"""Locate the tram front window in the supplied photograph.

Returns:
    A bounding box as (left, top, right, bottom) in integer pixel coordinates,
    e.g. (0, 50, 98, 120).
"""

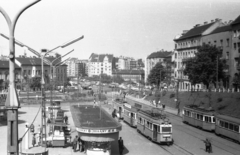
(161, 126, 172, 133)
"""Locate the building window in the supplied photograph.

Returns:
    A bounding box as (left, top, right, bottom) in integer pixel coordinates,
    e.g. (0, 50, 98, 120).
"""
(234, 30, 237, 38)
(226, 52, 229, 60)
(234, 43, 237, 50)
(226, 39, 229, 47)
(220, 40, 223, 47)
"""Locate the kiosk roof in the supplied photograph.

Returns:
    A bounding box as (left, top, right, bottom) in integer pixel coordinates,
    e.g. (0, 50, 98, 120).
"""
(71, 105, 121, 129)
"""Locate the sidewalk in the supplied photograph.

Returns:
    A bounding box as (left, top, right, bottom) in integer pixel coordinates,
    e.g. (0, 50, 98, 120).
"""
(125, 95, 182, 117)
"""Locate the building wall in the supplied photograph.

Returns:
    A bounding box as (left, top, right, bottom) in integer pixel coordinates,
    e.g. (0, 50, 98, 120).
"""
(232, 24, 240, 82)
(202, 30, 232, 88)
(88, 56, 112, 77)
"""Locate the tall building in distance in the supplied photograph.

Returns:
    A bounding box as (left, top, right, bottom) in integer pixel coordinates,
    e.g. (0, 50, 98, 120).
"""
(65, 58, 78, 77)
(145, 50, 173, 83)
(88, 53, 113, 77)
(76, 59, 88, 77)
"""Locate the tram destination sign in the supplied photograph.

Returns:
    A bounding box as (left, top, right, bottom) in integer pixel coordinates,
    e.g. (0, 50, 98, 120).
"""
(77, 128, 118, 134)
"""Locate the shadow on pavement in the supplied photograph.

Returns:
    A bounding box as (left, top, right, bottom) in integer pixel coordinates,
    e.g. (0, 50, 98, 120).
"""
(19, 111, 27, 115)
(123, 146, 129, 155)
(18, 119, 27, 125)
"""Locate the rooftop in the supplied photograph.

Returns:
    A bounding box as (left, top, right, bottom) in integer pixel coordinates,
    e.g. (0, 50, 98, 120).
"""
(231, 15, 240, 25)
(16, 57, 67, 66)
(0, 60, 21, 69)
(175, 22, 215, 41)
(147, 51, 172, 59)
(210, 25, 232, 34)
(89, 53, 113, 63)
(70, 105, 121, 129)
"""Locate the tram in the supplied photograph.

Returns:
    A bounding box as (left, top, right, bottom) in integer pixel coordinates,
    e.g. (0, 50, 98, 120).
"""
(137, 108, 173, 144)
(112, 98, 126, 119)
(182, 105, 215, 131)
(123, 103, 139, 127)
(215, 114, 240, 143)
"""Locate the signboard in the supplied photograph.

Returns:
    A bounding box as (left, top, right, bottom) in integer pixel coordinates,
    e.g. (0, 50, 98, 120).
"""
(76, 128, 118, 134)
(124, 103, 131, 109)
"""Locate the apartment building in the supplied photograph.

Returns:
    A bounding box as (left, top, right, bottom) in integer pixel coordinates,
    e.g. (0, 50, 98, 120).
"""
(174, 19, 222, 91)
(88, 53, 113, 76)
(144, 50, 173, 83)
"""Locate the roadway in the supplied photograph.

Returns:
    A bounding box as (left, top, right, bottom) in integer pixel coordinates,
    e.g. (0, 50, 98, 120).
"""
(122, 94, 240, 155)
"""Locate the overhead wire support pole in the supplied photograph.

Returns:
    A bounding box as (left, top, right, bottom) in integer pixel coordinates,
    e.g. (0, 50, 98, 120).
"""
(0, 1, 41, 154)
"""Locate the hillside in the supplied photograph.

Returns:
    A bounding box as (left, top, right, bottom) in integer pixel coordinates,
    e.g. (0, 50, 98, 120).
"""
(128, 90, 240, 118)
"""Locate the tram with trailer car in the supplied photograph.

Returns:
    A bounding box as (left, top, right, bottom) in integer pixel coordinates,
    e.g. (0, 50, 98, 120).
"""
(137, 108, 173, 144)
(182, 105, 215, 131)
(215, 114, 240, 143)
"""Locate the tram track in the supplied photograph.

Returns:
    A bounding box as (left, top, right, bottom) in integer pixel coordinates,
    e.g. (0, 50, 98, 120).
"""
(125, 97, 239, 155)
(166, 112, 239, 155)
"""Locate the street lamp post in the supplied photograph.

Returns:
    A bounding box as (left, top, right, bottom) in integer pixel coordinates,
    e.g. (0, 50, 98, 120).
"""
(0, 1, 41, 154)
(49, 49, 74, 104)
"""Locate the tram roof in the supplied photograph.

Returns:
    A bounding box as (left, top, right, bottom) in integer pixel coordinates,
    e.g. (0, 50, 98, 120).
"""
(184, 105, 215, 114)
(70, 105, 122, 130)
(138, 109, 166, 120)
(216, 114, 240, 124)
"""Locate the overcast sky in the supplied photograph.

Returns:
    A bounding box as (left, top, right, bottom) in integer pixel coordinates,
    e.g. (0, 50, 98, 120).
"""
(0, 0, 240, 60)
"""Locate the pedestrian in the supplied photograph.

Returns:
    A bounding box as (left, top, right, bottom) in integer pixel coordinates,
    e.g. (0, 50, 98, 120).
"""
(162, 103, 165, 110)
(112, 109, 117, 118)
(64, 115, 68, 124)
(32, 134, 36, 147)
(203, 138, 211, 153)
(78, 137, 83, 152)
(118, 137, 124, 155)
(72, 135, 78, 152)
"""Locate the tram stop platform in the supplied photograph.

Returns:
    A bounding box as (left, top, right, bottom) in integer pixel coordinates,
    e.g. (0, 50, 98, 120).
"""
(20, 146, 48, 155)
(71, 104, 122, 155)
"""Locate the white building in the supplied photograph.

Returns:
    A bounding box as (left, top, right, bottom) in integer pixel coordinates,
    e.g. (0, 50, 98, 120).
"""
(88, 53, 113, 77)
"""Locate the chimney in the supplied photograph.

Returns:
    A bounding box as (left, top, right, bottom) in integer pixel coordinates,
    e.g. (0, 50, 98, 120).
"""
(195, 24, 200, 27)
(204, 21, 208, 25)
(211, 20, 214, 23)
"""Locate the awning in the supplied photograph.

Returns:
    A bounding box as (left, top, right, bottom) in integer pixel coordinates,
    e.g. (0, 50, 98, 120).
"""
(80, 135, 114, 142)
(47, 122, 68, 127)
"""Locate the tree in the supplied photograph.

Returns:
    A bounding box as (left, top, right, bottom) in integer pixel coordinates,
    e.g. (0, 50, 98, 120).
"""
(30, 77, 41, 90)
(112, 75, 124, 84)
(100, 74, 112, 84)
(183, 44, 226, 89)
(147, 62, 166, 89)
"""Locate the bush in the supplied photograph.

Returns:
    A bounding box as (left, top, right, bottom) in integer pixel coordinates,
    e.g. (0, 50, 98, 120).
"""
(217, 98, 223, 103)
(169, 93, 175, 99)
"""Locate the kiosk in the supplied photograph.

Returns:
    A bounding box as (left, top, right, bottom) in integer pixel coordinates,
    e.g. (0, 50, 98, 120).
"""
(71, 105, 122, 155)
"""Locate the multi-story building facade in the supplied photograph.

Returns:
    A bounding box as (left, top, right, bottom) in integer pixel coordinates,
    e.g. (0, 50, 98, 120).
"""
(174, 19, 222, 91)
(0, 60, 21, 90)
(88, 53, 113, 77)
(231, 15, 240, 89)
(144, 50, 173, 83)
(65, 58, 78, 77)
(15, 56, 67, 89)
(202, 22, 232, 88)
(76, 59, 88, 77)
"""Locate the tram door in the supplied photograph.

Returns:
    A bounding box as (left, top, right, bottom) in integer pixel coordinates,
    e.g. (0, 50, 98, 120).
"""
(153, 124, 158, 141)
(130, 113, 134, 125)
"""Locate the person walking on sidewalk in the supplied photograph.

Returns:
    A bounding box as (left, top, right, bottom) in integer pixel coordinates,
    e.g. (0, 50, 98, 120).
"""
(78, 137, 83, 152)
(32, 134, 36, 147)
(72, 136, 78, 152)
(118, 137, 124, 155)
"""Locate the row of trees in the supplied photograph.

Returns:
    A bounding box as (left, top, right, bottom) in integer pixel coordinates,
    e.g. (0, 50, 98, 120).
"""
(147, 44, 239, 90)
(84, 74, 125, 84)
